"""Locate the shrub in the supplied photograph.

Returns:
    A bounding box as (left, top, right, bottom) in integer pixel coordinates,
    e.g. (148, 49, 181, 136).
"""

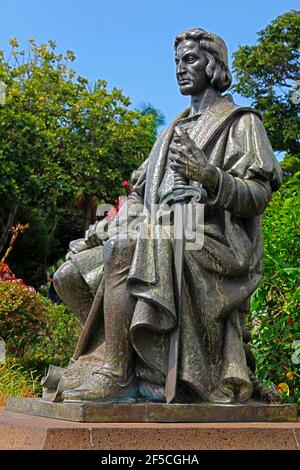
(0, 359, 38, 406)
(22, 303, 80, 375)
(0, 281, 48, 355)
(0, 280, 80, 384)
(249, 173, 300, 407)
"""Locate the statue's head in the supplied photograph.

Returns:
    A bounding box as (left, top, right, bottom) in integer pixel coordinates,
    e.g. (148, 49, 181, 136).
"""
(174, 28, 232, 96)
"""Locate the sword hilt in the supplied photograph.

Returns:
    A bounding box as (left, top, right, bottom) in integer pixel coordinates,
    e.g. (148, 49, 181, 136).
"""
(173, 170, 188, 188)
(158, 171, 207, 226)
(159, 181, 207, 207)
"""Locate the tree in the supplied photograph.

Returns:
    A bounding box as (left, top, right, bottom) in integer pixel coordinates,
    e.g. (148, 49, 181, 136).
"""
(232, 10, 300, 177)
(249, 173, 300, 407)
(0, 39, 157, 285)
(137, 101, 166, 134)
(67, 81, 157, 230)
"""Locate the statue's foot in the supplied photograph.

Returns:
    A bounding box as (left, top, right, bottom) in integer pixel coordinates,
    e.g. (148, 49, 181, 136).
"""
(62, 370, 137, 402)
(52, 357, 103, 402)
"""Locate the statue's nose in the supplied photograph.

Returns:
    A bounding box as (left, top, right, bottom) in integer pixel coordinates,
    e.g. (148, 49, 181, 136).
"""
(176, 61, 187, 76)
(177, 71, 187, 82)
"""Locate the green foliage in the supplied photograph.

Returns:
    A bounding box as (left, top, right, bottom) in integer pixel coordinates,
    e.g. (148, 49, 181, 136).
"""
(0, 360, 38, 406)
(22, 303, 80, 374)
(6, 204, 82, 287)
(0, 280, 80, 377)
(281, 153, 300, 177)
(7, 206, 52, 287)
(0, 39, 79, 205)
(0, 38, 158, 282)
(0, 38, 156, 206)
(249, 174, 300, 406)
(232, 10, 300, 176)
(232, 10, 300, 406)
(0, 281, 48, 354)
(137, 101, 166, 134)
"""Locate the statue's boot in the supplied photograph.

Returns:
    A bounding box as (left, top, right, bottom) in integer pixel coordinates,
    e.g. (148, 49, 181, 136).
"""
(62, 369, 137, 402)
(49, 341, 105, 401)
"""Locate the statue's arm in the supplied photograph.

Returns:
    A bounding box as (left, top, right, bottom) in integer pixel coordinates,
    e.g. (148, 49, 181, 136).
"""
(208, 169, 272, 217)
(206, 113, 283, 217)
(170, 113, 282, 218)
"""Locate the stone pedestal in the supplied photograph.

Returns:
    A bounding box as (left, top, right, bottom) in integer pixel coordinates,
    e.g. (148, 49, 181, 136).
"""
(0, 407, 299, 450)
(5, 397, 298, 423)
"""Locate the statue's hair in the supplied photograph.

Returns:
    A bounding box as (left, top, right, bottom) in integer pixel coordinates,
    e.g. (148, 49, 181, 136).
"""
(174, 28, 232, 93)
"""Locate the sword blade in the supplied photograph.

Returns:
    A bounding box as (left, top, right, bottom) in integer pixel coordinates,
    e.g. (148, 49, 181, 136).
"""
(166, 201, 185, 404)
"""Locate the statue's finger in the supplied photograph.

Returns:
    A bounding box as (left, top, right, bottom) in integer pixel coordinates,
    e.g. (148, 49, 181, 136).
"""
(170, 152, 188, 165)
(174, 125, 187, 136)
(169, 143, 180, 154)
(170, 161, 182, 170)
(170, 158, 187, 173)
(174, 126, 190, 144)
(170, 163, 186, 176)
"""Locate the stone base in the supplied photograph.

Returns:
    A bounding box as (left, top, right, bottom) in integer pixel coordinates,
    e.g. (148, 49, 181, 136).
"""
(5, 397, 298, 423)
(0, 407, 299, 450)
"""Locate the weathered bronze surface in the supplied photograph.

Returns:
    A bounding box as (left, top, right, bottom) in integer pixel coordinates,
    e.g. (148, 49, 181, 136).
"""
(6, 398, 297, 423)
(37, 27, 284, 409)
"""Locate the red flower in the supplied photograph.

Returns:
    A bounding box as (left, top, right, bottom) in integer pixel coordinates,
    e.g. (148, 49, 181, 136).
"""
(288, 318, 294, 326)
(122, 181, 129, 188)
(0, 263, 15, 281)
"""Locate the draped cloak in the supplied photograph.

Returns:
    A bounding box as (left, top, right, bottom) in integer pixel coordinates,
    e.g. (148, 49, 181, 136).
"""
(69, 93, 282, 403)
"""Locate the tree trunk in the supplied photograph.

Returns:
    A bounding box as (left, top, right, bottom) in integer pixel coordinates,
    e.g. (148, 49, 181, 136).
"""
(82, 195, 97, 234)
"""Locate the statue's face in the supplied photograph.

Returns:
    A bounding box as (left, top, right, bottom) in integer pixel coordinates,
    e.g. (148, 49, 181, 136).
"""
(175, 39, 209, 96)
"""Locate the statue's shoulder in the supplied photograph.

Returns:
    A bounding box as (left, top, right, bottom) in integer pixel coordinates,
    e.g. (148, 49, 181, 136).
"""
(189, 94, 263, 151)
(213, 93, 262, 121)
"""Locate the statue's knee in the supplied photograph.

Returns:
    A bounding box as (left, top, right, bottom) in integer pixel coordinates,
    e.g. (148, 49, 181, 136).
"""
(53, 261, 78, 297)
(103, 235, 135, 273)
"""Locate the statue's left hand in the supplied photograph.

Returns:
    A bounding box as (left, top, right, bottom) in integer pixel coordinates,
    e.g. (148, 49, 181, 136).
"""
(66, 238, 89, 259)
(85, 217, 109, 247)
(169, 126, 219, 192)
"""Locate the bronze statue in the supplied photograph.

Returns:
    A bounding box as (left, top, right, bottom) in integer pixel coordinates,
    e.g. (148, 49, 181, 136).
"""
(51, 27, 282, 404)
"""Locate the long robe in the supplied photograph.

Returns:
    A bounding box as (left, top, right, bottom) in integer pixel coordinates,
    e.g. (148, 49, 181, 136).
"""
(64, 93, 282, 403)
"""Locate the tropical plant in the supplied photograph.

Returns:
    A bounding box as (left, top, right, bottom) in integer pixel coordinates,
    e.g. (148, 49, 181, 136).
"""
(249, 174, 300, 407)
(232, 10, 300, 177)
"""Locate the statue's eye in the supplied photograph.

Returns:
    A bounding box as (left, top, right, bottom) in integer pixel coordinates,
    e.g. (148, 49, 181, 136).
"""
(186, 55, 197, 63)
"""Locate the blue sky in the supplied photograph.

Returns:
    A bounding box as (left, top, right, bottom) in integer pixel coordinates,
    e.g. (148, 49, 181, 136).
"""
(0, 0, 298, 124)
